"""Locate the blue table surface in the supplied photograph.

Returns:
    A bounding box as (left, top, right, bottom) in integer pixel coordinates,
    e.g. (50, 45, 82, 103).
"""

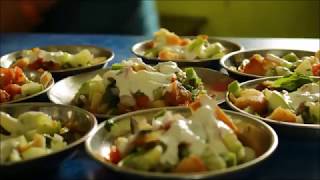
(0, 34, 319, 180)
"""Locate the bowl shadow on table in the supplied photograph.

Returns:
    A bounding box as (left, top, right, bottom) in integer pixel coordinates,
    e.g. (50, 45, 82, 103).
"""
(1, 149, 80, 179)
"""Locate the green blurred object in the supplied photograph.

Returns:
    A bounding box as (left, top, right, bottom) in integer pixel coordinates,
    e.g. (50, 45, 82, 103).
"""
(157, 1, 319, 38)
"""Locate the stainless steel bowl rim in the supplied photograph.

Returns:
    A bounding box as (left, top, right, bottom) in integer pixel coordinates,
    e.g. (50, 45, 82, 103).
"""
(132, 37, 244, 62)
(220, 48, 316, 78)
(0, 45, 114, 73)
(48, 67, 229, 119)
(85, 107, 278, 179)
(0, 102, 98, 166)
(225, 76, 320, 129)
(0, 71, 55, 104)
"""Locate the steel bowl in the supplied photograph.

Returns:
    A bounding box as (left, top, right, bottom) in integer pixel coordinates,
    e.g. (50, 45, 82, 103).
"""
(220, 49, 315, 82)
(0, 103, 97, 177)
(132, 37, 243, 70)
(85, 107, 278, 180)
(47, 67, 233, 119)
(0, 70, 54, 104)
(226, 77, 320, 139)
(0, 45, 114, 80)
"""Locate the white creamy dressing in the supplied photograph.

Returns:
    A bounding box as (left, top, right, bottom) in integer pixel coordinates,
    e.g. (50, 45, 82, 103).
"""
(159, 119, 206, 165)
(120, 58, 155, 71)
(158, 95, 233, 165)
(287, 83, 320, 111)
(155, 61, 182, 74)
(102, 58, 181, 101)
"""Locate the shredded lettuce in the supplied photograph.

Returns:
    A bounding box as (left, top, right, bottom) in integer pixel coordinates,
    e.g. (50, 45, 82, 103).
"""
(271, 73, 313, 91)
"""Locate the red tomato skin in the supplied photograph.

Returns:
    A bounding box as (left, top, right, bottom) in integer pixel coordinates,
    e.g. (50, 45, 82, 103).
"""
(28, 58, 44, 70)
(312, 64, 320, 76)
(0, 89, 11, 103)
(3, 84, 22, 97)
(109, 146, 121, 164)
(0, 68, 15, 88)
(242, 55, 266, 76)
(13, 67, 26, 84)
(135, 95, 150, 108)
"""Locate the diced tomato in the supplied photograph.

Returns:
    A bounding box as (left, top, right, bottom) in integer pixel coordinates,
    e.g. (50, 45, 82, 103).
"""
(312, 64, 320, 76)
(109, 146, 121, 164)
(28, 58, 44, 70)
(0, 68, 15, 88)
(13, 67, 26, 84)
(135, 94, 150, 108)
(0, 89, 11, 103)
(164, 81, 178, 106)
(164, 82, 192, 106)
(3, 84, 22, 97)
(242, 55, 266, 76)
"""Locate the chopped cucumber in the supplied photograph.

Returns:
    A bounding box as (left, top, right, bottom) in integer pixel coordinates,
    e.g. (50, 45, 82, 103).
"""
(18, 111, 60, 134)
(282, 52, 299, 62)
(242, 147, 256, 163)
(205, 42, 225, 58)
(294, 59, 313, 76)
(0, 112, 24, 135)
(120, 145, 163, 171)
(69, 49, 93, 67)
(21, 147, 48, 160)
(50, 134, 67, 151)
(275, 66, 292, 76)
(202, 149, 226, 170)
(21, 82, 43, 96)
(228, 81, 241, 97)
(263, 89, 291, 111)
(220, 152, 237, 167)
(111, 63, 124, 70)
(222, 133, 245, 160)
(109, 118, 131, 137)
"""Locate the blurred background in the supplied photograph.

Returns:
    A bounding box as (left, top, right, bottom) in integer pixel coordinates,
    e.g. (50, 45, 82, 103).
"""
(1, 0, 319, 38)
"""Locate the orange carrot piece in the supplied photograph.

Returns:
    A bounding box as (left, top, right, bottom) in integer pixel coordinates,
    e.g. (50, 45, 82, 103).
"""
(174, 155, 207, 173)
(189, 101, 201, 111)
(215, 106, 239, 133)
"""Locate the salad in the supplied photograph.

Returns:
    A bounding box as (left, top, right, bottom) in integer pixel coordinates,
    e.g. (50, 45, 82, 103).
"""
(232, 50, 320, 76)
(228, 73, 320, 124)
(104, 95, 256, 173)
(0, 111, 68, 163)
(143, 28, 226, 60)
(72, 58, 206, 115)
(0, 67, 52, 103)
(11, 48, 106, 71)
